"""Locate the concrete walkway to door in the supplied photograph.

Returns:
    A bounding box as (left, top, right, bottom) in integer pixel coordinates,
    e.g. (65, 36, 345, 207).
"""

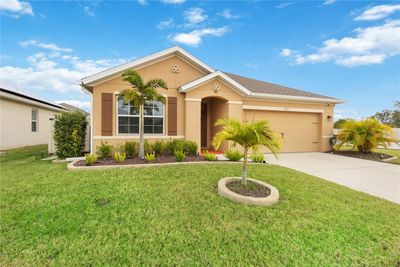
(263, 152, 400, 204)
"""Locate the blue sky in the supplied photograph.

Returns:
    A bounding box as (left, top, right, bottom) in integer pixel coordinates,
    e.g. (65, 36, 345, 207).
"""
(1, 0, 399, 120)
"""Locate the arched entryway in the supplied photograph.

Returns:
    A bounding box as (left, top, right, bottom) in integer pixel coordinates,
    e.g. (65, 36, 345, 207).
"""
(200, 96, 228, 150)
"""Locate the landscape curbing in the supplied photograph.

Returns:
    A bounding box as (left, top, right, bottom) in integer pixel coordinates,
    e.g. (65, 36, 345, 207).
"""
(218, 177, 279, 206)
(67, 160, 252, 171)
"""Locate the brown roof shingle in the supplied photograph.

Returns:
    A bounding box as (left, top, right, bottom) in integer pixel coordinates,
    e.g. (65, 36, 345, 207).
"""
(224, 72, 335, 99)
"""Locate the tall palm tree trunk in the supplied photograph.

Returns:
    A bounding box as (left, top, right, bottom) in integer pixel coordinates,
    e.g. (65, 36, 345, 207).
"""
(242, 148, 248, 185)
(139, 104, 145, 159)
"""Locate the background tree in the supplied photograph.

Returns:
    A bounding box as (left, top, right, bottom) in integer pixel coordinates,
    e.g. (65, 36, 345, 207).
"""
(336, 118, 398, 153)
(54, 111, 87, 158)
(334, 118, 352, 129)
(119, 69, 168, 159)
(213, 118, 281, 185)
(373, 100, 400, 127)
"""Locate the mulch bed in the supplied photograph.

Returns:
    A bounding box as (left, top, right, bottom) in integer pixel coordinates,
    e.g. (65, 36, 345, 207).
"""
(226, 180, 271, 198)
(74, 155, 205, 167)
(331, 150, 393, 162)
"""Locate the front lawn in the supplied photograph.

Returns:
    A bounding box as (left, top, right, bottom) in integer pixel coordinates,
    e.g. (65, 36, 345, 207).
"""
(1, 146, 399, 266)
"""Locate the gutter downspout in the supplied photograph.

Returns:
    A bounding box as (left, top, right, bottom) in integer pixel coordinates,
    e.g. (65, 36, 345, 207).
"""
(80, 82, 94, 154)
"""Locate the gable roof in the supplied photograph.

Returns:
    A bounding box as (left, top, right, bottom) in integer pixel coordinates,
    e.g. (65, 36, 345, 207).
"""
(0, 87, 64, 111)
(179, 71, 252, 96)
(80, 46, 343, 104)
(81, 46, 214, 86)
(59, 103, 89, 115)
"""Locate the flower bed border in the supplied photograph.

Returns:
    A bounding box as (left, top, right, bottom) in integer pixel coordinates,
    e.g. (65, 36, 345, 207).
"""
(218, 177, 279, 206)
(67, 160, 248, 171)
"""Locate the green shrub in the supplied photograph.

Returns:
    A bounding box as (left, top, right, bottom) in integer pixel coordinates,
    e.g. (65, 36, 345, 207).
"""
(184, 141, 198, 155)
(53, 111, 87, 158)
(203, 150, 216, 161)
(174, 149, 185, 162)
(124, 141, 137, 158)
(144, 140, 153, 154)
(251, 153, 265, 163)
(113, 152, 126, 164)
(152, 140, 167, 155)
(145, 152, 156, 162)
(97, 141, 113, 159)
(85, 154, 98, 166)
(224, 148, 242, 161)
(167, 140, 185, 154)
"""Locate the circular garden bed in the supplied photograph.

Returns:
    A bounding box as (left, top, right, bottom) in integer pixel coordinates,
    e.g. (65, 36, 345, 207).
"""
(218, 177, 279, 206)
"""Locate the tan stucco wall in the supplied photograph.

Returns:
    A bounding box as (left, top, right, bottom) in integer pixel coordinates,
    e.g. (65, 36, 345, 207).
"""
(0, 98, 59, 150)
(89, 55, 335, 153)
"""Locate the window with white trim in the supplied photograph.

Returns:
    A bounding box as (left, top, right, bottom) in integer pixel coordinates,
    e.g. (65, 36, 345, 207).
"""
(117, 98, 164, 134)
(31, 108, 38, 132)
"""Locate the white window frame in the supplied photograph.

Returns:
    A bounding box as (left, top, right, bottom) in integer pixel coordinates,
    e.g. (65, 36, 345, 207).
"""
(116, 98, 165, 136)
(31, 108, 38, 132)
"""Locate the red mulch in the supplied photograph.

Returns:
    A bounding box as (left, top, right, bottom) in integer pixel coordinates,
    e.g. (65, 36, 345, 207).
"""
(74, 154, 205, 167)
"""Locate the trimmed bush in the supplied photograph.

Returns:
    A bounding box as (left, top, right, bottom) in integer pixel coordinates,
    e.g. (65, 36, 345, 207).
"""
(167, 140, 185, 155)
(97, 141, 113, 159)
(144, 140, 153, 154)
(203, 150, 216, 161)
(184, 141, 198, 155)
(174, 149, 185, 162)
(145, 152, 156, 162)
(224, 149, 242, 161)
(251, 153, 265, 163)
(124, 141, 137, 158)
(152, 140, 167, 155)
(85, 154, 97, 166)
(113, 152, 126, 164)
(53, 111, 87, 158)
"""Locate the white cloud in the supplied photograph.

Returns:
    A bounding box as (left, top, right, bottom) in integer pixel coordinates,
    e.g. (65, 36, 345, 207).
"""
(161, 0, 185, 4)
(334, 108, 361, 120)
(20, 40, 73, 53)
(276, 2, 292, 9)
(245, 62, 258, 69)
(0, 42, 127, 94)
(137, 0, 147, 5)
(0, 0, 33, 17)
(83, 6, 95, 17)
(157, 18, 174, 30)
(218, 9, 240, 19)
(281, 20, 400, 67)
(323, 0, 337, 6)
(169, 27, 229, 47)
(355, 4, 400, 21)
(280, 48, 292, 57)
(184, 7, 207, 27)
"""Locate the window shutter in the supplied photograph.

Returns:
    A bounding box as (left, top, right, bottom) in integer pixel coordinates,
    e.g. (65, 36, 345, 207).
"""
(102, 93, 113, 136)
(168, 97, 177, 136)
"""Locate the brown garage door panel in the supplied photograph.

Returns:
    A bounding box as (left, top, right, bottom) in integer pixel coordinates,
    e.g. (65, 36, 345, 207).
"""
(244, 110, 320, 152)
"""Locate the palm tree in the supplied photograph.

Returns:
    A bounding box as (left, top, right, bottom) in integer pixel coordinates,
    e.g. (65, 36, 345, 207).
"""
(213, 118, 281, 185)
(119, 69, 168, 159)
(337, 118, 398, 153)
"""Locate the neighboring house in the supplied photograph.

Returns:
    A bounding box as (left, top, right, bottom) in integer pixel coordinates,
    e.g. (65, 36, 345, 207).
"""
(58, 103, 91, 152)
(81, 46, 343, 154)
(0, 87, 64, 151)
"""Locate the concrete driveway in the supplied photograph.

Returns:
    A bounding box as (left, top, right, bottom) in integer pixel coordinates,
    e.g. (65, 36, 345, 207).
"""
(264, 152, 400, 204)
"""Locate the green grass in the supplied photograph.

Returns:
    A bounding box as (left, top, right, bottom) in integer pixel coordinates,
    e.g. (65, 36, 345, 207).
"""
(336, 144, 400, 165)
(1, 146, 400, 266)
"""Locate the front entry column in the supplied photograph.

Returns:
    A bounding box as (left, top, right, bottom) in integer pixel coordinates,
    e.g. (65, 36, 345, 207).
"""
(227, 101, 243, 122)
(185, 98, 201, 152)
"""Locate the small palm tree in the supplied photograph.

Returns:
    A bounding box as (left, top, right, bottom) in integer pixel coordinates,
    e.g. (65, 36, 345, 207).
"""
(119, 69, 168, 159)
(213, 118, 281, 185)
(337, 118, 398, 153)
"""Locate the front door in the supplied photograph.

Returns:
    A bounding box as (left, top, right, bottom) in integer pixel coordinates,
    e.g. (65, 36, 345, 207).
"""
(201, 103, 207, 148)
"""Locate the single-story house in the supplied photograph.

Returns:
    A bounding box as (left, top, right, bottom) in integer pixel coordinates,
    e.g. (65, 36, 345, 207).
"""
(80, 46, 343, 154)
(0, 87, 64, 151)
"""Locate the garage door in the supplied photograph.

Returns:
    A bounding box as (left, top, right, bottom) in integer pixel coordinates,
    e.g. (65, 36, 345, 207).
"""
(244, 110, 321, 152)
